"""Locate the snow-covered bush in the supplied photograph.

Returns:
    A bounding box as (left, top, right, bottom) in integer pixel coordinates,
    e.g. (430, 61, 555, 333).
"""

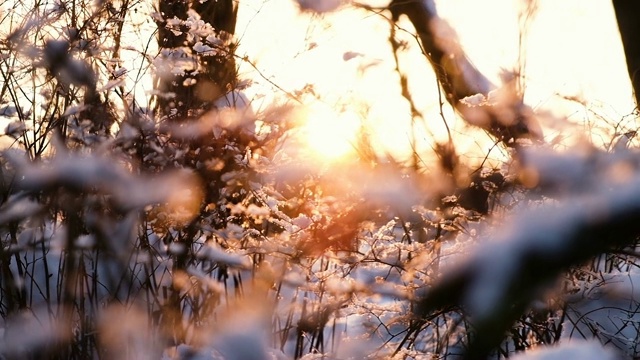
(0, 0, 639, 359)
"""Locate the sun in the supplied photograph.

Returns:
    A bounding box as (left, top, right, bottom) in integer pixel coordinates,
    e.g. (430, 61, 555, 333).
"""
(299, 105, 362, 161)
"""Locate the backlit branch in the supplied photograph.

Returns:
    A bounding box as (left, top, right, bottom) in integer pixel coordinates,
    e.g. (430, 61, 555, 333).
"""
(389, 0, 541, 146)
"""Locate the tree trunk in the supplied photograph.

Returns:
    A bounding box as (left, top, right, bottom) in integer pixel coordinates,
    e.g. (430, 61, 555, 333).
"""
(612, 0, 640, 108)
(155, 0, 238, 118)
(153, 0, 239, 345)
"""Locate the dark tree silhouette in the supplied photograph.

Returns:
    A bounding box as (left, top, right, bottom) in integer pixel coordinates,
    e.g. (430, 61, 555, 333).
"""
(612, 0, 640, 108)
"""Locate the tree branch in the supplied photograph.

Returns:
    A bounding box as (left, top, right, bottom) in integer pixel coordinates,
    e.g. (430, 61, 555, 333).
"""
(389, 0, 541, 146)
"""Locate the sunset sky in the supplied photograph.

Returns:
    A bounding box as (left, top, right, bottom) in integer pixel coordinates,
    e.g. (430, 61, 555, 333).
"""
(235, 0, 636, 163)
(2, 0, 632, 163)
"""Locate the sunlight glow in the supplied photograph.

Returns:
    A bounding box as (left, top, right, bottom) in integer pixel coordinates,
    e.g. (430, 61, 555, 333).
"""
(300, 105, 362, 161)
(236, 0, 635, 164)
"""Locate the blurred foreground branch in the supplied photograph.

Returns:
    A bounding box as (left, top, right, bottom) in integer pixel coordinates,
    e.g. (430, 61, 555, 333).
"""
(415, 147, 640, 358)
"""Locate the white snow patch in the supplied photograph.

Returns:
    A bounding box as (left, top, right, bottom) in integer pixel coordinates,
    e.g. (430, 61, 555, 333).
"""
(193, 41, 216, 55)
(197, 242, 251, 268)
(511, 341, 616, 360)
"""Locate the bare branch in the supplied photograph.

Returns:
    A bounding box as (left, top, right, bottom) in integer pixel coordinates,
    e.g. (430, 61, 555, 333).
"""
(389, 0, 541, 146)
